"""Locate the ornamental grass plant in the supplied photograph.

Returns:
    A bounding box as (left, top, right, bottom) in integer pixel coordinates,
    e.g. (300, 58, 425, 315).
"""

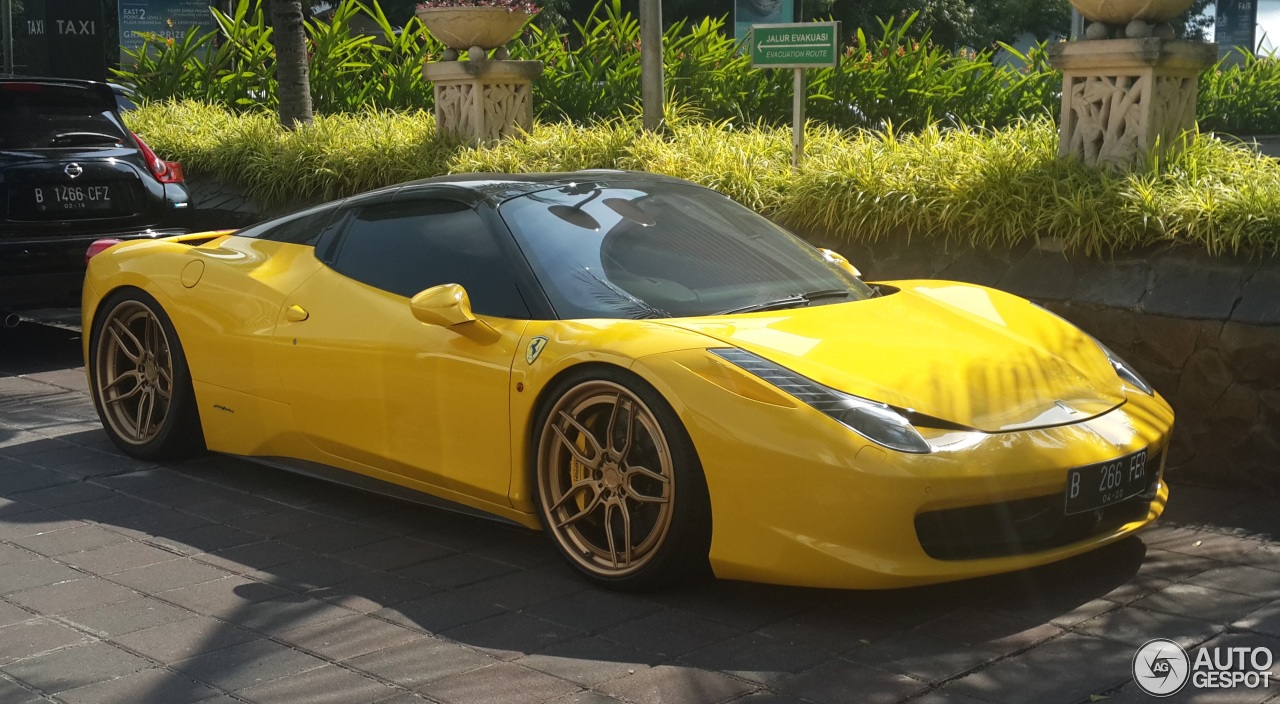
(128, 101, 1280, 258)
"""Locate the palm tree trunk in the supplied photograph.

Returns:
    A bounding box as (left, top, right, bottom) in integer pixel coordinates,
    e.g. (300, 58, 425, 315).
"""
(269, 0, 313, 129)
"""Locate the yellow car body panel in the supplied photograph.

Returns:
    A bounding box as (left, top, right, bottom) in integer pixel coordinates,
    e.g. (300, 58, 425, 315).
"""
(83, 231, 1175, 589)
(661, 283, 1126, 432)
(632, 348, 1171, 588)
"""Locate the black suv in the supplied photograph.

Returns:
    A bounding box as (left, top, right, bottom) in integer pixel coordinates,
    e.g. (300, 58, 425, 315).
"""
(1, 78, 190, 310)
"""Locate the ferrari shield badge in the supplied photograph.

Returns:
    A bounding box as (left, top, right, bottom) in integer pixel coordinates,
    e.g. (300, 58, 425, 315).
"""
(526, 336, 548, 365)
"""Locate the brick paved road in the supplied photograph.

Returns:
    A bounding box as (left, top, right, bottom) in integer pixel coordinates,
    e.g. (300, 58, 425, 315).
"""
(0, 322, 1277, 704)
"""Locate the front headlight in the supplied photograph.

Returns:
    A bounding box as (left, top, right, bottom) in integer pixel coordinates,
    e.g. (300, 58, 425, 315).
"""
(709, 348, 931, 454)
(1095, 340, 1155, 396)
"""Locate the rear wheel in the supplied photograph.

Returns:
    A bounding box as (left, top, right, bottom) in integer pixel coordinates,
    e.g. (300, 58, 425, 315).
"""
(89, 290, 204, 460)
(535, 369, 710, 589)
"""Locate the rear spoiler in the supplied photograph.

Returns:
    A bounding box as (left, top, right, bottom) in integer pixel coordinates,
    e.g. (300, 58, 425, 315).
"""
(0, 78, 117, 112)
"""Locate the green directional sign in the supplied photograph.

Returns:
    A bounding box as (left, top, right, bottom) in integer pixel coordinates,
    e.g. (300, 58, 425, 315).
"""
(749, 22, 839, 69)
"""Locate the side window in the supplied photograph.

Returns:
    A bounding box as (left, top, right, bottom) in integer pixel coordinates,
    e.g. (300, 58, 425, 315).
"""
(237, 203, 337, 245)
(329, 198, 530, 319)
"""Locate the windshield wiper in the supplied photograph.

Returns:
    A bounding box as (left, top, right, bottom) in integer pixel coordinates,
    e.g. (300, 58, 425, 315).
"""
(715, 289, 854, 315)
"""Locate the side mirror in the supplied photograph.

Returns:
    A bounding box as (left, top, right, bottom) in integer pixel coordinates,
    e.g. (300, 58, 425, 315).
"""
(820, 248, 862, 278)
(410, 283, 477, 327)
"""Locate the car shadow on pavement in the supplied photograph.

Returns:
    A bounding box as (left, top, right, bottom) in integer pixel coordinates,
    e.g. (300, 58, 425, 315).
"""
(0, 323, 84, 377)
(0, 422, 1187, 704)
(2, 311, 1277, 704)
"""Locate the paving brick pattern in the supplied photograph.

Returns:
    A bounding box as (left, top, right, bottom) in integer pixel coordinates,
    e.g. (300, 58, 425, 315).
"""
(1, 324, 1278, 704)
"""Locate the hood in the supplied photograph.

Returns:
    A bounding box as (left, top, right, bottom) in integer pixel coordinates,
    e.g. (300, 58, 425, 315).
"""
(660, 282, 1125, 433)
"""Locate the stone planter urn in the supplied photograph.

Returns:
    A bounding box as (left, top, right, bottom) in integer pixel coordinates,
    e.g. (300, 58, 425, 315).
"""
(1069, 0, 1195, 25)
(416, 6, 536, 59)
(1049, 0, 1215, 168)
(416, 4, 543, 144)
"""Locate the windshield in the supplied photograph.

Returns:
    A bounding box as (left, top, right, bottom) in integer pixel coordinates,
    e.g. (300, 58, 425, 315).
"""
(499, 182, 875, 319)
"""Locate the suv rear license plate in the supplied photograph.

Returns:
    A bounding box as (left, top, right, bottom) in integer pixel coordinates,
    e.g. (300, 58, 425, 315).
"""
(1064, 448, 1148, 515)
(32, 184, 113, 212)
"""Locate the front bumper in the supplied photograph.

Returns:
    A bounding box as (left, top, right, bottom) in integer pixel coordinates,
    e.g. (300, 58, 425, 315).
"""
(634, 349, 1175, 590)
(0, 229, 186, 309)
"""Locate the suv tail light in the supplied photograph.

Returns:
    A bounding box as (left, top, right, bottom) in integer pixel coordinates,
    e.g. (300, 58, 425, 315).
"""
(0, 82, 44, 93)
(86, 238, 124, 263)
(131, 132, 184, 184)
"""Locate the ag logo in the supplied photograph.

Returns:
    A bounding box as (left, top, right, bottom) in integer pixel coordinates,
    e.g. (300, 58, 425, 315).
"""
(526, 336, 548, 365)
(1134, 639, 1190, 697)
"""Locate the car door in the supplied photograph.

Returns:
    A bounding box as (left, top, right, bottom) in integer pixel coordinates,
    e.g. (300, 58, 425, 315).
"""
(275, 194, 531, 509)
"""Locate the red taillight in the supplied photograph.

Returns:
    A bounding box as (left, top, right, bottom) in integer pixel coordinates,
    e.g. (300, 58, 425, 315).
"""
(1, 82, 44, 93)
(86, 238, 124, 263)
(130, 131, 184, 184)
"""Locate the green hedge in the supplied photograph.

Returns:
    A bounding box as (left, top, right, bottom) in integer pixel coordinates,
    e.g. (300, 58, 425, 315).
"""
(130, 101, 1280, 258)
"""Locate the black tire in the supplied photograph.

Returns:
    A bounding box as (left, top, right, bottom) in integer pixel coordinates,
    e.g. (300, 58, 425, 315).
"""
(533, 365, 712, 590)
(88, 288, 205, 460)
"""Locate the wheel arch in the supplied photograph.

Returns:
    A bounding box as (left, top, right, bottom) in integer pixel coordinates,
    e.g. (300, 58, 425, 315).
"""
(525, 361, 641, 477)
(519, 358, 707, 502)
(523, 360, 713, 587)
(87, 285, 206, 460)
(86, 282, 182, 364)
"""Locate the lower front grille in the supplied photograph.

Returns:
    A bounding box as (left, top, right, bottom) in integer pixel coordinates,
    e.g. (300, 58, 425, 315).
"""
(915, 452, 1161, 561)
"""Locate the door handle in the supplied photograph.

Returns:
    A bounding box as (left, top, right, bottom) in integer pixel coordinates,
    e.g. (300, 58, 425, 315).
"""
(285, 305, 309, 322)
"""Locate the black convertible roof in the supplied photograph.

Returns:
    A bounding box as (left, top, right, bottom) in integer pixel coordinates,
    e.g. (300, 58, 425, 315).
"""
(393, 170, 700, 206)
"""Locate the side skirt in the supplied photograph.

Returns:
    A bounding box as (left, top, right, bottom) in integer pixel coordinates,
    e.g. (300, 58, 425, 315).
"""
(226, 453, 526, 529)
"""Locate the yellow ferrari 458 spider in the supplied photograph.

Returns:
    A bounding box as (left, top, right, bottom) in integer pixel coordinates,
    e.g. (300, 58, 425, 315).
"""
(82, 171, 1174, 590)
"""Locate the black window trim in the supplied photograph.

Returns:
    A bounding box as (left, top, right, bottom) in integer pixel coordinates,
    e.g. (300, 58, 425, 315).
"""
(319, 188, 555, 321)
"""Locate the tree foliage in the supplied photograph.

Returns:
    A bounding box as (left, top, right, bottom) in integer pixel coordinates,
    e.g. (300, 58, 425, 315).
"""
(969, 0, 1070, 46)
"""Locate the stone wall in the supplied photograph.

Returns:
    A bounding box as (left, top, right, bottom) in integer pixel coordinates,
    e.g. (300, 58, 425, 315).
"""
(184, 177, 278, 230)
(804, 233, 1280, 492)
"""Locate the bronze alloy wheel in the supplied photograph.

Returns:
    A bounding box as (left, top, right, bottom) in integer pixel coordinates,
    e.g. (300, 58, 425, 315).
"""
(538, 380, 677, 579)
(94, 300, 175, 446)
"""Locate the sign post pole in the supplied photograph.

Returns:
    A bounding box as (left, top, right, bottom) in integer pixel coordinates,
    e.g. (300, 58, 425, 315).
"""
(792, 67, 804, 172)
(749, 21, 838, 173)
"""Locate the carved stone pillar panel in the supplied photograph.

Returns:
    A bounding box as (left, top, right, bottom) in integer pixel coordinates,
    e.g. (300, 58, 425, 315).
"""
(423, 60, 543, 144)
(1049, 38, 1215, 168)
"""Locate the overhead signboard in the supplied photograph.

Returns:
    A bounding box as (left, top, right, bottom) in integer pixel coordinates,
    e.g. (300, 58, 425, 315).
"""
(734, 0, 795, 47)
(14, 0, 107, 81)
(119, 0, 216, 64)
(749, 22, 839, 69)
(1215, 0, 1258, 61)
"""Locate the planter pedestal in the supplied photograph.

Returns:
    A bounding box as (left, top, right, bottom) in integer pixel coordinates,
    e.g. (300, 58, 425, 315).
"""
(1048, 38, 1215, 168)
(422, 60, 543, 144)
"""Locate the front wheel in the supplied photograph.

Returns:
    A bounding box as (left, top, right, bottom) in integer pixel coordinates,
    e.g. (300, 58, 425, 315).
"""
(89, 289, 205, 460)
(535, 369, 711, 589)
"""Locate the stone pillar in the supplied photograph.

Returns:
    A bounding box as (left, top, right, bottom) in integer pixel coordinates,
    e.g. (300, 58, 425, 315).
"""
(1048, 38, 1216, 168)
(422, 59, 543, 145)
